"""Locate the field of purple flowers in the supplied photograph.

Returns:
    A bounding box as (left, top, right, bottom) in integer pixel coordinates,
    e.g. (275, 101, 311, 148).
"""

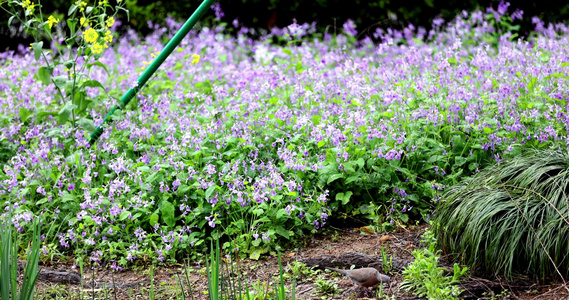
(1, 3, 568, 270)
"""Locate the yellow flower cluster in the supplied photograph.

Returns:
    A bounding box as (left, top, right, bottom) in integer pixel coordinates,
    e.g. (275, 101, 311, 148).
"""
(83, 28, 99, 43)
(192, 54, 200, 64)
(75, 0, 87, 12)
(47, 15, 59, 29)
(105, 16, 115, 28)
(80, 17, 90, 27)
(21, 0, 35, 14)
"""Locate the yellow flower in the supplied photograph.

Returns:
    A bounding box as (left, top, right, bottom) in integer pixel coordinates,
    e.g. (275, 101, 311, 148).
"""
(103, 30, 113, 43)
(47, 15, 59, 29)
(75, 0, 87, 12)
(91, 43, 104, 54)
(22, 0, 35, 14)
(83, 28, 99, 44)
(191, 54, 200, 64)
(80, 17, 88, 27)
(98, 0, 108, 5)
(105, 16, 115, 28)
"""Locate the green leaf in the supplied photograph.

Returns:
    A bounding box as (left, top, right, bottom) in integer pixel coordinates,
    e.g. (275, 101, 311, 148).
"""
(117, 6, 130, 21)
(311, 115, 321, 126)
(149, 213, 159, 227)
(86, 61, 110, 75)
(275, 226, 290, 239)
(19, 107, 31, 123)
(68, 4, 78, 15)
(31, 42, 43, 61)
(58, 103, 77, 125)
(249, 247, 267, 260)
(282, 48, 292, 56)
(67, 18, 78, 36)
(8, 16, 15, 27)
(52, 76, 67, 90)
(345, 174, 359, 184)
(160, 200, 175, 227)
(81, 79, 107, 93)
(327, 173, 344, 185)
(176, 184, 190, 196)
(336, 191, 353, 205)
(448, 57, 458, 65)
(119, 211, 130, 221)
(38, 66, 52, 85)
(205, 184, 217, 199)
(78, 118, 96, 132)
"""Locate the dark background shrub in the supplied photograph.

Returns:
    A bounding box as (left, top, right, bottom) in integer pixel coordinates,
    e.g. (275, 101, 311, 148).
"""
(2, 0, 569, 50)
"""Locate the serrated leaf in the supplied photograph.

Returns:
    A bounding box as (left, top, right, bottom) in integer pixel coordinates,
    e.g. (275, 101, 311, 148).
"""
(327, 173, 344, 185)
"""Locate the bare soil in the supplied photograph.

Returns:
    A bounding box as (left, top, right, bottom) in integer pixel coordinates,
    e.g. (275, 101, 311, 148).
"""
(31, 225, 568, 299)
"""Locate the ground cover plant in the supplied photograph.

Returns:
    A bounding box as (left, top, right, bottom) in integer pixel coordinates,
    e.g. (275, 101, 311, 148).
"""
(1, 0, 569, 274)
(435, 149, 569, 280)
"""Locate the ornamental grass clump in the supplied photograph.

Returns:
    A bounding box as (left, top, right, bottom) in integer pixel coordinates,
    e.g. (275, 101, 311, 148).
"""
(435, 149, 569, 280)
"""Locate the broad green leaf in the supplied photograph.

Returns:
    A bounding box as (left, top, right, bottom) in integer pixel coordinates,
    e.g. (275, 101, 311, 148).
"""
(19, 107, 31, 123)
(38, 66, 52, 85)
(275, 226, 290, 239)
(205, 184, 217, 199)
(58, 103, 77, 125)
(176, 184, 190, 195)
(78, 118, 96, 132)
(338, 191, 353, 205)
(119, 211, 130, 221)
(327, 173, 344, 185)
(161, 200, 175, 227)
(149, 213, 159, 227)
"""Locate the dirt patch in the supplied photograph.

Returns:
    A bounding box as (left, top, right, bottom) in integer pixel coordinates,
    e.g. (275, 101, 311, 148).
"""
(31, 225, 568, 299)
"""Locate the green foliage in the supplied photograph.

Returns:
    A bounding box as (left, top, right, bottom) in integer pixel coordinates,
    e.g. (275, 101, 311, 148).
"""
(401, 230, 468, 300)
(0, 0, 126, 127)
(0, 207, 42, 300)
(313, 277, 341, 298)
(435, 149, 569, 280)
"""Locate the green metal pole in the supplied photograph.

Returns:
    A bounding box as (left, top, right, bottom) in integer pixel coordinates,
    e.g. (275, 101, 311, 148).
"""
(88, 0, 216, 145)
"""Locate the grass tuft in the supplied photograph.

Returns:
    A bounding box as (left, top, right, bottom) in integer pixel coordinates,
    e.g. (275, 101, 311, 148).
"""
(435, 149, 569, 280)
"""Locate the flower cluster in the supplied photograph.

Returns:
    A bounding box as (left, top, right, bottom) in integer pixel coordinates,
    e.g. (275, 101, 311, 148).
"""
(2, 2, 569, 266)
